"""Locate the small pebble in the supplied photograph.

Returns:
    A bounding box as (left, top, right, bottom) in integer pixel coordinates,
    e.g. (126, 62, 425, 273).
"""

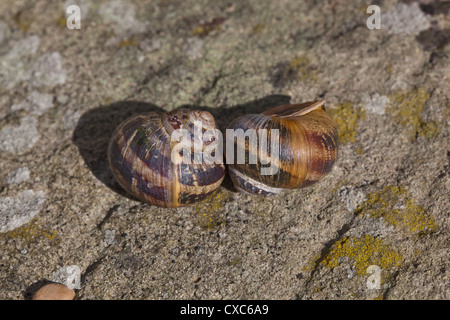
(32, 283, 75, 300)
(56, 94, 69, 105)
(347, 269, 354, 279)
(104, 229, 117, 246)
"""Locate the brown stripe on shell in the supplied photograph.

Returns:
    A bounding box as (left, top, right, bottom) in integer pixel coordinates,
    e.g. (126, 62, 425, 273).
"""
(227, 112, 310, 189)
(226, 114, 285, 187)
(177, 163, 225, 204)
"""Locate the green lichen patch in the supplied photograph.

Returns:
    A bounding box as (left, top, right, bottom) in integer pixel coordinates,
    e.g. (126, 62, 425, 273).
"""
(387, 88, 439, 140)
(327, 102, 366, 144)
(355, 186, 437, 236)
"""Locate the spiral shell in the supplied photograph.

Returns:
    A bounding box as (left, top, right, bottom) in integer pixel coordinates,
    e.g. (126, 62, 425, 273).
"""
(226, 100, 338, 195)
(108, 109, 225, 207)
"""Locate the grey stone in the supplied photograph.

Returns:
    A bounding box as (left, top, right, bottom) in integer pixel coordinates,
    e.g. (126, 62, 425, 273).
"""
(99, 0, 147, 35)
(383, 2, 430, 35)
(11, 91, 54, 116)
(104, 229, 117, 245)
(338, 186, 366, 212)
(29, 52, 66, 88)
(51, 265, 81, 290)
(0, 116, 39, 154)
(0, 36, 40, 88)
(363, 93, 389, 115)
(0, 190, 46, 233)
(6, 167, 30, 185)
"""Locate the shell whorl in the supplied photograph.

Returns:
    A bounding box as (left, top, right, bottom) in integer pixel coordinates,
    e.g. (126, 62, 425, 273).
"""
(226, 100, 338, 195)
(108, 109, 225, 207)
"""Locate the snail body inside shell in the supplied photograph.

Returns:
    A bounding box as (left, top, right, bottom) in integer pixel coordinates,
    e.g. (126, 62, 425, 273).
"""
(226, 100, 338, 195)
(108, 109, 225, 207)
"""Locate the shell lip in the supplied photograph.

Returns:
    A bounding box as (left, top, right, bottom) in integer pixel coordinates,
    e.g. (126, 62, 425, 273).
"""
(262, 100, 325, 118)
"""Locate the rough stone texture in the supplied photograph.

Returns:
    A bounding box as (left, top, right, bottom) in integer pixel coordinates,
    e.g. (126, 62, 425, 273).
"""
(0, 0, 449, 300)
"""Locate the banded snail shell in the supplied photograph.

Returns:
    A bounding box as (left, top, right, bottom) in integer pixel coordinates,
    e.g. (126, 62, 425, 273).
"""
(226, 100, 338, 195)
(108, 109, 225, 207)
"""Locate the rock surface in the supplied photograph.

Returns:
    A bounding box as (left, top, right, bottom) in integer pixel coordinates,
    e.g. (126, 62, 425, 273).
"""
(0, 0, 449, 300)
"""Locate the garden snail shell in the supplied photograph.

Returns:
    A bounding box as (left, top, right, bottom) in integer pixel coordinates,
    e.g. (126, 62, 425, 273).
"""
(226, 100, 338, 195)
(108, 109, 225, 207)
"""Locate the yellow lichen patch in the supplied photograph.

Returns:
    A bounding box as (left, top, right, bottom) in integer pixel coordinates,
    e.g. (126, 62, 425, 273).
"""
(321, 235, 402, 276)
(56, 14, 67, 28)
(193, 190, 228, 230)
(387, 88, 439, 140)
(0, 220, 58, 243)
(385, 64, 394, 74)
(419, 121, 439, 139)
(327, 102, 366, 144)
(355, 186, 437, 235)
(116, 37, 140, 48)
